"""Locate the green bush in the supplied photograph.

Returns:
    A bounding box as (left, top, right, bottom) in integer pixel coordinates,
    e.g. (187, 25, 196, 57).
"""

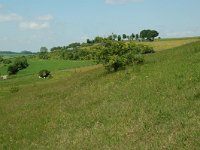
(38, 52, 50, 59)
(7, 65, 18, 75)
(0, 56, 3, 63)
(96, 40, 149, 72)
(139, 45, 155, 54)
(7, 57, 29, 75)
(14, 56, 29, 70)
(38, 70, 51, 78)
(3, 59, 12, 64)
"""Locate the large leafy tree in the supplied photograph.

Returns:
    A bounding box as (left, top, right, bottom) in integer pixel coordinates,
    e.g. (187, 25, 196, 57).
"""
(96, 40, 146, 72)
(40, 47, 48, 53)
(140, 29, 159, 41)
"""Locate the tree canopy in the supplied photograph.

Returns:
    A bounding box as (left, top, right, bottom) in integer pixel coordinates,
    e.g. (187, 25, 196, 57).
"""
(140, 30, 159, 41)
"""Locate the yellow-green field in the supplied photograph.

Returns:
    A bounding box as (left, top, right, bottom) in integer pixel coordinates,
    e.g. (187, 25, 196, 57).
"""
(142, 37, 200, 51)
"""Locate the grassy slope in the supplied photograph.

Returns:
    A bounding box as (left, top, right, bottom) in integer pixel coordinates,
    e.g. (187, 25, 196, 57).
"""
(0, 41, 200, 149)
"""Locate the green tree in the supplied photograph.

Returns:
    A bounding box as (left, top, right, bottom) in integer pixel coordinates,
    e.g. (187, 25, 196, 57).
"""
(96, 40, 146, 72)
(122, 34, 127, 40)
(130, 33, 135, 40)
(40, 47, 48, 53)
(94, 36, 104, 43)
(117, 35, 122, 41)
(149, 30, 159, 41)
(112, 34, 117, 40)
(140, 30, 159, 41)
(135, 34, 139, 40)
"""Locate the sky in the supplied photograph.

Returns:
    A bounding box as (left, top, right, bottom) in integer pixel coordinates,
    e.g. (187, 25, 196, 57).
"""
(0, 0, 200, 52)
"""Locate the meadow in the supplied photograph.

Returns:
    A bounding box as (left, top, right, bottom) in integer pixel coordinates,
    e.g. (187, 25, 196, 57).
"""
(0, 38, 200, 149)
(141, 36, 200, 51)
(0, 53, 33, 59)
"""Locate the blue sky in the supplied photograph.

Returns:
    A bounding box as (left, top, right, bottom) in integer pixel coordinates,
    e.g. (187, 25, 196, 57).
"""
(0, 0, 200, 52)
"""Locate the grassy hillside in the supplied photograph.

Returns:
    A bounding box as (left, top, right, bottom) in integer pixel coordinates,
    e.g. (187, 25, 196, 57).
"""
(0, 41, 199, 149)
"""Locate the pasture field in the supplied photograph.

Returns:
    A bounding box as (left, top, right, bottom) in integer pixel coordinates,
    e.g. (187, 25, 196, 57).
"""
(0, 53, 33, 59)
(0, 60, 94, 98)
(0, 40, 200, 149)
(141, 36, 200, 51)
(0, 59, 94, 76)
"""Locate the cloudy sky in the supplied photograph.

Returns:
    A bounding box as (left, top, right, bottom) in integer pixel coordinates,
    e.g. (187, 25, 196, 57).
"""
(0, 0, 200, 52)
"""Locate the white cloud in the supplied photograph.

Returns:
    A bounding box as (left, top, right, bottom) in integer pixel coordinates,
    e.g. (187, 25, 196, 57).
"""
(36, 15, 54, 21)
(105, 0, 143, 4)
(0, 4, 3, 9)
(19, 21, 50, 30)
(0, 13, 23, 22)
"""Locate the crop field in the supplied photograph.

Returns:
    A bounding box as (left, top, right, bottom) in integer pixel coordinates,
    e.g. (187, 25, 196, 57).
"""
(0, 39, 199, 149)
(141, 37, 200, 51)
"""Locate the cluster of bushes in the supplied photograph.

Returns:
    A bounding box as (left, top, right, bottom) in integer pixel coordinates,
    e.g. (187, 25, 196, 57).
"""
(0, 56, 12, 65)
(96, 40, 153, 72)
(7, 57, 29, 75)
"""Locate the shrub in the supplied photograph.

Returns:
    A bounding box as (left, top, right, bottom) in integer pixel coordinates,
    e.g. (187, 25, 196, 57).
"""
(0, 56, 3, 63)
(38, 70, 51, 78)
(38, 52, 49, 59)
(139, 45, 155, 54)
(7, 65, 18, 75)
(7, 57, 29, 75)
(14, 56, 29, 70)
(3, 59, 12, 64)
(96, 40, 148, 72)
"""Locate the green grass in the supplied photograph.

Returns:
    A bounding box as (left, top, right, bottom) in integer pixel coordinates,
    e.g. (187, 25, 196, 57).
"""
(0, 41, 200, 149)
(0, 59, 94, 98)
(0, 59, 94, 76)
(0, 53, 33, 59)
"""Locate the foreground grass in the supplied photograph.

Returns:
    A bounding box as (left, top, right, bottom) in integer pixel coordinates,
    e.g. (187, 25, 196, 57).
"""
(0, 42, 200, 149)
